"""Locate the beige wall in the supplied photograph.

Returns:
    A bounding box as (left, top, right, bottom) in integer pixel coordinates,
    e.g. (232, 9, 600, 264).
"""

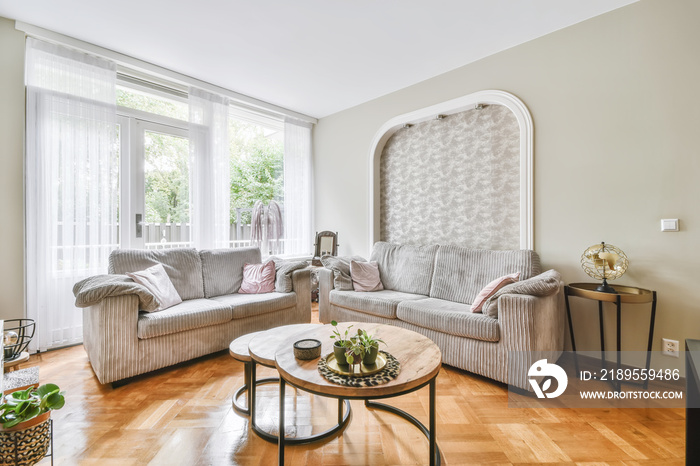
(313, 0, 700, 371)
(0, 17, 25, 321)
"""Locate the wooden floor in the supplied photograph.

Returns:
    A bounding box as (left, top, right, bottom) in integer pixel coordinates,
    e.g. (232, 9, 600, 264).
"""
(18, 306, 685, 465)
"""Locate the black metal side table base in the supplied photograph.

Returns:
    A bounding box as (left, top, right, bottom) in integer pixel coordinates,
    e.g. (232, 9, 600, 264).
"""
(233, 360, 352, 445)
(565, 284, 657, 392)
(364, 385, 440, 465)
(257, 394, 351, 445)
(232, 377, 279, 415)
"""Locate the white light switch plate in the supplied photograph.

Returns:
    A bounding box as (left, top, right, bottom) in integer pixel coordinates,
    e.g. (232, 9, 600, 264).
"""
(661, 219, 679, 231)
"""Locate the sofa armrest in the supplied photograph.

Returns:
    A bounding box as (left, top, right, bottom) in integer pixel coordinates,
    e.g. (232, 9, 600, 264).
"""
(82, 294, 140, 384)
(498, 282, 565, 352)
(291, 268, 312, 323)
(318, 268, 334, 323)
(497, 282, 566, 389)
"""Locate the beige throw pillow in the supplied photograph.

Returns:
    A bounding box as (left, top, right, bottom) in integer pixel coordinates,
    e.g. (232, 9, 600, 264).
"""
(350, 260, 384, 292)
(126, 263, 183, 311)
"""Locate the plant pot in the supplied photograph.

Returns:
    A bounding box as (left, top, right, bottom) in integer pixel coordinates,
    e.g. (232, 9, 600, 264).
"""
(362, 345, 379, 365)
(0, 410, 51, 466)
(333, 342, 348, 366)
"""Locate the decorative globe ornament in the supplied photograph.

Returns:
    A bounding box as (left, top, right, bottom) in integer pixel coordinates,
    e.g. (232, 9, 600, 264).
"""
(581, 242, 629, 293)
(4, 330, 19, 346)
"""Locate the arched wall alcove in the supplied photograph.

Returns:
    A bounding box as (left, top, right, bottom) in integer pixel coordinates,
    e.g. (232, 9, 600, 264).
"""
(368, 90, 533, 251)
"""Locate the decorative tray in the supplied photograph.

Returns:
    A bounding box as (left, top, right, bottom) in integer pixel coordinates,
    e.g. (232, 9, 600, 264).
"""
(324, 352, 388, 377)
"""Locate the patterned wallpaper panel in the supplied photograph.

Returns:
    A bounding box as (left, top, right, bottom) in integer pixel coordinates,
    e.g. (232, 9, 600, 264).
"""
(380, 104, 520, 249)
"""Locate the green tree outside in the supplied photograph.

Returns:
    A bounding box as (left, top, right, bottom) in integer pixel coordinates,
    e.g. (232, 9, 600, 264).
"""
(229, 120, 284, 224)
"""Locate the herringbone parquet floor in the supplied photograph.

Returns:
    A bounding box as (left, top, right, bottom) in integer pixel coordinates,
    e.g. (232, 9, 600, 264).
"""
(21, 306, 685, 465)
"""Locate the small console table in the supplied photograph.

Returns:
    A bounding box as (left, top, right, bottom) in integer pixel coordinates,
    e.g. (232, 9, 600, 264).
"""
(565, 283, 657, 389)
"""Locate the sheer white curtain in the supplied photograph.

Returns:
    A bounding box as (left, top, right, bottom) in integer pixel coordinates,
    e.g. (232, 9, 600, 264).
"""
(25, 38, 119, 351)
(189, 87, 231, 249)
(283, 119, 313, 256)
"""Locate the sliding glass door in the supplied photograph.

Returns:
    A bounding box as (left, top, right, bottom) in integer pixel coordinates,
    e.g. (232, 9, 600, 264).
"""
(122, 119, 190, 249)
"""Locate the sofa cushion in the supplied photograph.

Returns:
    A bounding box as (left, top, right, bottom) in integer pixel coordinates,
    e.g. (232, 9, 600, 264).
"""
(429, 246, 541, 305)
(369, 242, 439, 296)
(109, 248, 205, 300)
(199, 247, 261, 298)
(137, 298, 232, 339)
(397, 298, 500, 342)
(329, 289, 426, 319)
(211, 292, 297, 319)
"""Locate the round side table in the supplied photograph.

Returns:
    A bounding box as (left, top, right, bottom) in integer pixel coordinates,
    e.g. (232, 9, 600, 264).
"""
(565, 282, 657, 389)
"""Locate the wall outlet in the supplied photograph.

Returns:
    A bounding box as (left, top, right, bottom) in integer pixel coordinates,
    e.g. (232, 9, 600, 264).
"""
(662, 338, 679, 357)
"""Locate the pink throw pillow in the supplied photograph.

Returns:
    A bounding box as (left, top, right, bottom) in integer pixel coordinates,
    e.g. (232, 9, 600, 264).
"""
(239, 261, 276, 294)
(470, 272, 520, 313)
(350, 260, 384, 292)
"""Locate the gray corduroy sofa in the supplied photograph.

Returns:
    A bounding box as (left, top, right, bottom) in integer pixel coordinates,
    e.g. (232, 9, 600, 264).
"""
(81, 247, 311, 384)
(319, 242, 565, 390)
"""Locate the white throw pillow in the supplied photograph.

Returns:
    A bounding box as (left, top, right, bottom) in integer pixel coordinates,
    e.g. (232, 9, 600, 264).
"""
(126, 263, 182, 311)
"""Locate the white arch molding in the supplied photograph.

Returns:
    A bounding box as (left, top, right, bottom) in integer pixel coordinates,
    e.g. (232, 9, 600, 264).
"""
(368, 90, 533, 251)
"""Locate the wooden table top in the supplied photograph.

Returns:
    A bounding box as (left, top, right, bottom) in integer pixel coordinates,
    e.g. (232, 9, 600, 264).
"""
(275, 322, 442, 399)
(566, 282, 655, 304)
(248, 323, 321, 367)
(228, 331, 264, 363)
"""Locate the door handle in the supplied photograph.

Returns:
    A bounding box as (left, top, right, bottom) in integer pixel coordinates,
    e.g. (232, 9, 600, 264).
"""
(135, 214, 143, 238)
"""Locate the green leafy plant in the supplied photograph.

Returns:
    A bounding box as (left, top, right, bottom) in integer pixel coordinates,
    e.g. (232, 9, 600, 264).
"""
(357, 328, 385, 354)
(0, 384, 65, 429)
(329, 320, 355, 349)
(345, 339, 365, 366)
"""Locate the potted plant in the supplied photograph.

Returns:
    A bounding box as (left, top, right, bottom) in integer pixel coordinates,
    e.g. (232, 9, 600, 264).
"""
(357, 329, 385, 366)
(0, 383, 65, 466)
(344, 339, 365, 372)
(329, 320, 354, 366)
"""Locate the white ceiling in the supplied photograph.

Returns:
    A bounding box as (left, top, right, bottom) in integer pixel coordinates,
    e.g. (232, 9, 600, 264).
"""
(0, 0, 637, 118)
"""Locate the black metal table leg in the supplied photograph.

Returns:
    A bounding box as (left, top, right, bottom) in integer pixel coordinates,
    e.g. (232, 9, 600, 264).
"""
(233, 360, 279, 415)
(430, 379, 437, 466)
(598, 300, 606, 371)
(250, 360, 257, 422)
(644, 291, 658, 389)
(564, 287, 579, 374)
(247, 359, 350, 444)
(365, 395, 442, 465)
(616, 295, 622, 391)
(279, 378, 285, 466)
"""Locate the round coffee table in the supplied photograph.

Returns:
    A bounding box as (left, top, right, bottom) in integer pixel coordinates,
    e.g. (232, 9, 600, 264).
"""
(230, 323, 351, 444)
(275, 322, 442, 465)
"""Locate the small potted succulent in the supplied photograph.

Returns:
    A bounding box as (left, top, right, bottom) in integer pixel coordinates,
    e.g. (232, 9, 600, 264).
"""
(357, 329, 385, 366)
(329, 320, 354, 366)
(0, 383, 65, 465)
